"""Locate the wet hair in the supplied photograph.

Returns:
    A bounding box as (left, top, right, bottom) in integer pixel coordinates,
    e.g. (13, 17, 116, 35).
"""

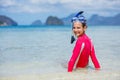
(82, 23, 87, 28)
(72, 22, 87, 29)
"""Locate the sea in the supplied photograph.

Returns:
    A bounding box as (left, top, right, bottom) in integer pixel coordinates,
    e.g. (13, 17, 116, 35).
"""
(0, 25, 120, 80)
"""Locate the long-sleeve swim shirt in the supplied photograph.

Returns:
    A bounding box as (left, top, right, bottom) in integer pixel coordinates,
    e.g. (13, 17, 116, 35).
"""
(68, 34, 100, 72)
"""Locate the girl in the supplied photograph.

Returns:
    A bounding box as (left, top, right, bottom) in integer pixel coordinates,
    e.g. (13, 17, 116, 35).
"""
(68, 11, 100, 72)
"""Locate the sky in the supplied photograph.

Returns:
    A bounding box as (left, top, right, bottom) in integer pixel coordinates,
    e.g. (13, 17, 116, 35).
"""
(0, 0, 120, 25)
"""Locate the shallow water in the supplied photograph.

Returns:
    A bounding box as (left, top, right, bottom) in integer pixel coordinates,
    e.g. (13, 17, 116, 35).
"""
(0, 25, 120, 80)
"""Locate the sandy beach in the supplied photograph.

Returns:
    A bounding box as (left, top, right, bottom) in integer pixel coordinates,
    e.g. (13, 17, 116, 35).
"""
(0, 68, 120, 80)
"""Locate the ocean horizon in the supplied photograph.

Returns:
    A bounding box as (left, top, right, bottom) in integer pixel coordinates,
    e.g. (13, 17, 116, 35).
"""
(0, 25, 120, 80)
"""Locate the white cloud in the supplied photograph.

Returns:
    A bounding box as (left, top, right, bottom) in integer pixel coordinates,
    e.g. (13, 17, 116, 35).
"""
(0, 0, 119, 24)
(0, 0, 16, 7)
(0, 0, 120, 15)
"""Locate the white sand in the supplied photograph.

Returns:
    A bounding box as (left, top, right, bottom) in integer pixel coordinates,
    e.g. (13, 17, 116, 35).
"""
(0, 69, 120, 80)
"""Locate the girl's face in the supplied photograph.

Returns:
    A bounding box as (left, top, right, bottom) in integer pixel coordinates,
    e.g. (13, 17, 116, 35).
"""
(72, 21, 86, 38)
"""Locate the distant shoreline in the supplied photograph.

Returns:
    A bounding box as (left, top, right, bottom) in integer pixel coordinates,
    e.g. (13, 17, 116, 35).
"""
(1, 24, 120, 27)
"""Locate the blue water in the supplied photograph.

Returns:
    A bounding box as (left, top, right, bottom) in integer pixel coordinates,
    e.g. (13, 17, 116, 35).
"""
(0, 25, 71, 63)
(0, 25, 120, 79)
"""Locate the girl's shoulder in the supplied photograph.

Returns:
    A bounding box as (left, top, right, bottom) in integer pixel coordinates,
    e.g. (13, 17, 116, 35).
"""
(77, 34, 92, 43)
(77, 34, 86, 42)
(84, 34, 91, 40)
(79, 34, 90, 39)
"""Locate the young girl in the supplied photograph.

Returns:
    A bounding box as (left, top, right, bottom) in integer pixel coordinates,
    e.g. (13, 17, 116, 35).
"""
(68, 11, 100, 72)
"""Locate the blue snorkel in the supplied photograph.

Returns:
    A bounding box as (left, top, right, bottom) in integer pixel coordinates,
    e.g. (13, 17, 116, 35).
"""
(71, 11, 86, 44)
(75, 11, 84, 17)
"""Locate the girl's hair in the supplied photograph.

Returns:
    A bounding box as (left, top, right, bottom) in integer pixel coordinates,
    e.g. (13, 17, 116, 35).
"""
(82, 23, 87, 28)
(72, 22, 87, 29)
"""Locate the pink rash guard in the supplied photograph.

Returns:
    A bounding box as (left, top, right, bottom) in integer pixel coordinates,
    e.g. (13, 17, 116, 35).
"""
(68, 34, 100, 72)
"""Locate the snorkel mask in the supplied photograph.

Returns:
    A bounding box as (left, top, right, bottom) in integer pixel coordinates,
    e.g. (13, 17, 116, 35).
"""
(71, 11, 86, 44)
(71, 11, 86, 23)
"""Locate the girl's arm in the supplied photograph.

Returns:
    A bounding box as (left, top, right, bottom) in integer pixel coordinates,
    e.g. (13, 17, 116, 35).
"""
(68, 39, 82, 72)
(90, 44, 100, 69)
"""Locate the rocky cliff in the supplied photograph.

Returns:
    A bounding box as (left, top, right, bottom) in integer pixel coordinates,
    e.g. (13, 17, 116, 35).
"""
(62, 13, 120, 26)
(0, 15, 18, 26)
(45, 16, 64, 25)
(31, 20, 42, 25)
(87, 14, 120, 25)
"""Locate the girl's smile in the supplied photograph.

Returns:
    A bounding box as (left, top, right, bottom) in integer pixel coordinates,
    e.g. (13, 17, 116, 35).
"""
(72, 21, 86, 38)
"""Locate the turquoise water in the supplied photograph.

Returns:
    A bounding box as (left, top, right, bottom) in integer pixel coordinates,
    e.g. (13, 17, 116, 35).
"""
(0, 25, 120, 79)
